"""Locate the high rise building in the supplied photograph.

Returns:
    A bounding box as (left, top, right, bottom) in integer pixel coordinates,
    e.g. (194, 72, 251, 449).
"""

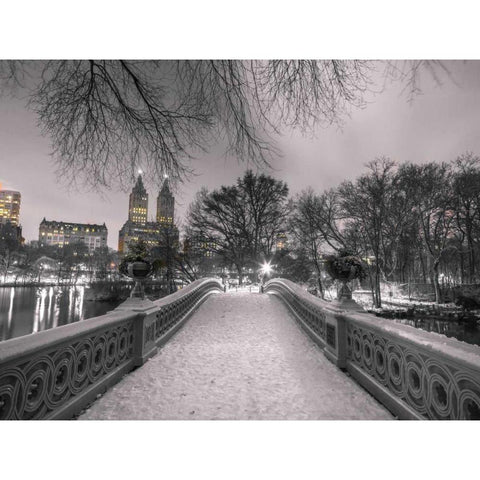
(118, 221, 166, 253)
(128, 175, 148, 225)
(39, 219, 108, 253)
(156, 177, 174, 224)
(119, 175, 178, 254)
(0, 186, 23, 242)
(0, 187, 21, 227)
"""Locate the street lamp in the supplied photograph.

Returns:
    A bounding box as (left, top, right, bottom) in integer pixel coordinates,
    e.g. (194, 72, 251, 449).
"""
(261, 262, 272, 276)
(259, 261, 273, 291)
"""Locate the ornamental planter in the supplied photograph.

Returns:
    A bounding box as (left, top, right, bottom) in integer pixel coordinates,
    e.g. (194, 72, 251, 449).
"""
(324, 252, 366, 309)
(126, 260, 153, 299)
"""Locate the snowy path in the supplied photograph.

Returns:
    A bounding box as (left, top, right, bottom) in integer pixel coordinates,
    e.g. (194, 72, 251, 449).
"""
(79, 292, 393, 420)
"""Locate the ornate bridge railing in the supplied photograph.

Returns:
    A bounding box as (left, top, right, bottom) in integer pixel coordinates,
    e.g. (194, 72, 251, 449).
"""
(265, 278, 480, 420)
(0, 278, 223, 420)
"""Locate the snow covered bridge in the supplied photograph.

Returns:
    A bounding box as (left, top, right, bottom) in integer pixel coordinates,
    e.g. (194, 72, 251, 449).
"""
(79, 291, 392, 420)
(1, 278, 480, 420)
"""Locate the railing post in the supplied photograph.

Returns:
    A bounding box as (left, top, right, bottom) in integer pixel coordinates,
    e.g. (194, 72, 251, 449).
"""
(115, 297, 159, 366)
(334, 314, 347, 369)
(321, 311, 347, 370)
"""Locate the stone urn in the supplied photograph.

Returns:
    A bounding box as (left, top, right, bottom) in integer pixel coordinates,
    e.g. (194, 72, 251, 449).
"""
(333, 269, 357, 301)
(126, 260, 153, 299)
(324, 252, 366, 308)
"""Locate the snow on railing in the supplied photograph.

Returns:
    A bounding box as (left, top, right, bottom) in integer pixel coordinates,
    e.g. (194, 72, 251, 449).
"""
(264, 278, 480, 420)
(0, 278, 223, 420)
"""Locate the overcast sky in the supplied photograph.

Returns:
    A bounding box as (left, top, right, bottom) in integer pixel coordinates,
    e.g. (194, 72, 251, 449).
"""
(2, 60, 480, 250)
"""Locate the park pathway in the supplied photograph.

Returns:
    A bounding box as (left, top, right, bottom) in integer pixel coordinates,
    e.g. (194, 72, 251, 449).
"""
(79, 292, 393, 420)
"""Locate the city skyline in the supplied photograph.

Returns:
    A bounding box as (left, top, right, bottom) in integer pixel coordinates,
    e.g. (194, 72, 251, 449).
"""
(3, 61, 480, 249)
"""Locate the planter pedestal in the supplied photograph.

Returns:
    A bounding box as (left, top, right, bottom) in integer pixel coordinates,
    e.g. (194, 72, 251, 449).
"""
(333, 281, 362, 311)
(127, 261, 153, 300)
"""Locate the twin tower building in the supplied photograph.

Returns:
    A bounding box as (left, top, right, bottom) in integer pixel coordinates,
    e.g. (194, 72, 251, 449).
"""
(118, 174, 178, 254)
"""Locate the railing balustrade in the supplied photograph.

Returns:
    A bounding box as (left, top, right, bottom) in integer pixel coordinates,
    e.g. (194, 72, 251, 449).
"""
(264, 278, 480, 420)
(4, 276, 479, 420)
(0, 278, 223, 420)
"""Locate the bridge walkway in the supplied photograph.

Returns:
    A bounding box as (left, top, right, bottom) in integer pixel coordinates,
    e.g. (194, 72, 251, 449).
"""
(79, 292, 393, 420)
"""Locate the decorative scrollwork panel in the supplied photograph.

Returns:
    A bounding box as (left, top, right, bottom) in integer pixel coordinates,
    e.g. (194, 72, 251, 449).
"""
(346, 322, 480, 420)
(0, 321, 135, 420)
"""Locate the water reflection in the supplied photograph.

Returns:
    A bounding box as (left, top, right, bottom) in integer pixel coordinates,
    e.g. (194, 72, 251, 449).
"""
(35, 286, 86, 331)
(394, 317, 480, 347)
(0, 286, 121, 341)
(7, 287, 14, 334)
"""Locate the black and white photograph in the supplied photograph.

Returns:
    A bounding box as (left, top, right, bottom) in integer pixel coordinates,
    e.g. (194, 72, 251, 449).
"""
(0, 2, 478, 479)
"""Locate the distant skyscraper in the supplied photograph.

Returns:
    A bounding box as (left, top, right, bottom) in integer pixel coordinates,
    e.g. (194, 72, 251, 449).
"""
(156, 178, 174, 224)
(128, 175, 148, 225)
(119, 175, 178, 254)
(0, 187, 21, 226)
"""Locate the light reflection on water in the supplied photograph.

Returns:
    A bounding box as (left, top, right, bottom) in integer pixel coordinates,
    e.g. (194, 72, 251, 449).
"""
(0, 286, 120, 341)
(7, 287, 14, 334)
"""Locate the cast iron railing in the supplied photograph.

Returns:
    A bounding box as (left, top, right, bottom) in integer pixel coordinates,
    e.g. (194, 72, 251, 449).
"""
(265, 278, 480, 420)
(0, 278, 223, 420)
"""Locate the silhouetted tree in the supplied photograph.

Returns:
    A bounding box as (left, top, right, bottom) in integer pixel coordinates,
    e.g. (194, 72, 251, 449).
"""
(338, 158, 399, 307)
(186, 171, 289, 284)
(151, 224, 180, 293)
(0, 60, 449, 190)
(397, 162, 455, 303)
(451, 153, 480, 282)
(0, 222, 22, 282)
(289, 189, 330, 298)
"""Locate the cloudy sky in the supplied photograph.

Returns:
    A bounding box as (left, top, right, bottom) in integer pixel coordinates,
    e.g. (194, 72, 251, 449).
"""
(1, 60, 480, 250)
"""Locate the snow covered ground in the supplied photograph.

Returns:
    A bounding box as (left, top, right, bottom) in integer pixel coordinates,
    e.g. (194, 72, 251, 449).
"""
(79, 292, 393, 420)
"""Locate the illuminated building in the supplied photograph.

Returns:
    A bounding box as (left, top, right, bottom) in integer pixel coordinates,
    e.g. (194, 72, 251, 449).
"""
(183, 236, 218, 258)
(119, 221, 167, 252)
(39, 219, 108, 252)
(118, 175, 178, 254)
(156, 178, 174, 224)
(128, 175, 148, 225)
(0, 187, 21, 227)
(0, 186, 23, 242)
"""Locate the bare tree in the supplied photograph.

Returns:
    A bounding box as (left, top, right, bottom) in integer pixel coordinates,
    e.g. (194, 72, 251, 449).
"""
(0, 60, 449, 190)
(452, 153, 480, 282)
(338, 158, 400, 307)
(151, 222, 180, 293)
(177, 226, 223, 283)
(186, 186, 249, 283)
(186, 171, 289, 284)
(289, 189, 331, 298)
(397, 162, 456, 303)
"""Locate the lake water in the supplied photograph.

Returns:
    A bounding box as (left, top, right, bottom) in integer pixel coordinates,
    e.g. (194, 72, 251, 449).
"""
(393, 317, 480, 347)
(353, 291, 480, 347)
(0, 286, 122, 341)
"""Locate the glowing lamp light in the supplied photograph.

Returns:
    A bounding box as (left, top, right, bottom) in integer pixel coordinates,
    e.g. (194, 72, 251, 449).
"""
(138, 169, 143, 175)
(261, 262, 272, 275)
